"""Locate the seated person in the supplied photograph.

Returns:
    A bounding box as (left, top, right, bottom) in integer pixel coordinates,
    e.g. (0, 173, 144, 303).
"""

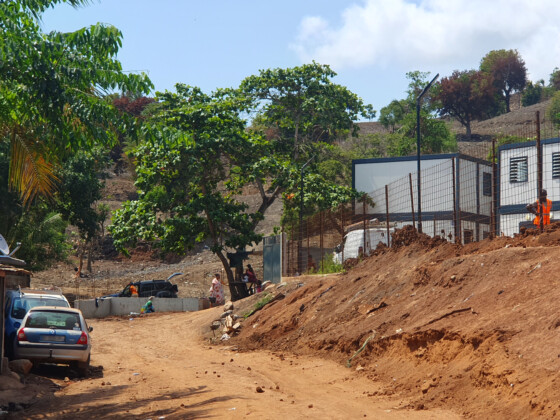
(244, 264, 261, 293)
(140, 297, 155, 314)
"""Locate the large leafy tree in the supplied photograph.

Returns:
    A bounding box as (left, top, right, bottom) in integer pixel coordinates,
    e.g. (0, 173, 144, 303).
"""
(240, 62, 375, 162)
(433, 70, 496, 140)
(0, 0, 152, 206)
(110, 85, 268, 300)
(240, 62, 375, 218)
(548, 91, 560, 128)
(480, 49, 527, 113)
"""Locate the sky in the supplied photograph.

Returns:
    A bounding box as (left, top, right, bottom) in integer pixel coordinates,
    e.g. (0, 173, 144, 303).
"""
(42, 0, 560, 117)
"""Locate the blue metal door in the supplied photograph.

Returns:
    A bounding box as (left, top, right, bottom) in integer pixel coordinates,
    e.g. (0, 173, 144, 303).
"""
(263, 235, 282, 283)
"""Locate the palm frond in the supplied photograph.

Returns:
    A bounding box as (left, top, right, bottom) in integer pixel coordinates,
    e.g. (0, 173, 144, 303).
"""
(9, 128, 60, 206)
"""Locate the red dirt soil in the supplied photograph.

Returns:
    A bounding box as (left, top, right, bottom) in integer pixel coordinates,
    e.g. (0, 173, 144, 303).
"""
(231, 224, 560, 418)
(4, 224, 560, 418)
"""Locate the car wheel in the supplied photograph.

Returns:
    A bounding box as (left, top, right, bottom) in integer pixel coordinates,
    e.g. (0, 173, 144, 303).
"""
(77, 355, 90, 377)
(156, 291, 170, 298)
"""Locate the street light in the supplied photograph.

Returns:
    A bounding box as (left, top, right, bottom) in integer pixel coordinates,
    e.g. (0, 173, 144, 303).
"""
(416, 73, 439, 234)
(298, 156, 314, 275)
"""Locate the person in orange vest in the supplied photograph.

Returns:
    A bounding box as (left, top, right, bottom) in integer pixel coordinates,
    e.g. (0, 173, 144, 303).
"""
(128, 282, 138, 297)
(527, 189, 552, 226)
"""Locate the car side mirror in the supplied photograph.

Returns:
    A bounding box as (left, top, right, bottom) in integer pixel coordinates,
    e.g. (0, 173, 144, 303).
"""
(88, 326, 93, 332)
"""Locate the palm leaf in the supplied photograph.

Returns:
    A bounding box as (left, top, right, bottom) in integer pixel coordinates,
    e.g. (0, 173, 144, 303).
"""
(9, 128, 59, 206)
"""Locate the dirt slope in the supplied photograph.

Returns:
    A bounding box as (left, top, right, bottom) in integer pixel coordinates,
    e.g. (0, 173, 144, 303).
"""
(229, 225, 560, 418)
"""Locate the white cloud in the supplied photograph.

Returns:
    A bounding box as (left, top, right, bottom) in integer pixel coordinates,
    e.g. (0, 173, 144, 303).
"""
(292, 0, 560, 82)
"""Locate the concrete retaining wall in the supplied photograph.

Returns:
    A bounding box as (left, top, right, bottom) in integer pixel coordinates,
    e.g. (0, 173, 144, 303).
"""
(75, 297, 204, 319)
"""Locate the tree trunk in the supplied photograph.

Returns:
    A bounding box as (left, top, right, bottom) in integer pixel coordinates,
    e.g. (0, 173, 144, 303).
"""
(87, 239, 93, 273)
(504, 91, 511, 113)
(215, 250, 245, 302)
(465, 122, 472, 141)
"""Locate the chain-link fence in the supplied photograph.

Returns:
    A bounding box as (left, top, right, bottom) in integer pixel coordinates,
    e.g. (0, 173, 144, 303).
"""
(284, 111, 560, 275)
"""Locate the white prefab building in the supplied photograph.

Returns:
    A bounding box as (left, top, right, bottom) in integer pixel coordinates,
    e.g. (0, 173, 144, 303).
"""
(498, 137, 560, 236)
(353, 154, 494, 244)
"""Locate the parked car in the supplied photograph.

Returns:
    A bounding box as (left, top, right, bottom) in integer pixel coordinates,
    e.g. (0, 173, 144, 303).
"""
(106, 273, 181, 298)
(4, 288, 70, 359)
(14, 306, 92, 376)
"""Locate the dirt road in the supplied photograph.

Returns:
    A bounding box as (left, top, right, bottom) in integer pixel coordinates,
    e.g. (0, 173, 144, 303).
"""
(14, 308, 459, 419)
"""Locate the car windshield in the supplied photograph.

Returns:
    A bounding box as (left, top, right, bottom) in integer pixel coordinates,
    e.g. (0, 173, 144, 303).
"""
(11, 297, 69, 319)
(25, 311, 81, 330)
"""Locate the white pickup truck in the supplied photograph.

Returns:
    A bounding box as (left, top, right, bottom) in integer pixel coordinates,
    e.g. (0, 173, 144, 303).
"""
(333, 223, 395, 264)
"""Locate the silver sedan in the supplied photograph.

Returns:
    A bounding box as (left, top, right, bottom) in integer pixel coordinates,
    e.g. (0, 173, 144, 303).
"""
(14, 306, 93, 376)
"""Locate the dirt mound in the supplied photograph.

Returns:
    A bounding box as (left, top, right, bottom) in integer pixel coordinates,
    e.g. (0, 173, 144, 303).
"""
(390, 225, 448, 249)
(231, 227, 560, 418)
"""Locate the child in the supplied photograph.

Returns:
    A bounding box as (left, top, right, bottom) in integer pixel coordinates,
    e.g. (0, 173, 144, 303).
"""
(140, 296, 155, 314)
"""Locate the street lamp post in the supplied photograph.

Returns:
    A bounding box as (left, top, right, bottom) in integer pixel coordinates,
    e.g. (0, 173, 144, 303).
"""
(298, 156, 314, 275)
(416, 73, 439, 234)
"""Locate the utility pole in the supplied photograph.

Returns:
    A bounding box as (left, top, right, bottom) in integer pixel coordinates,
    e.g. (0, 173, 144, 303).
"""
(416, 73, 439, 234)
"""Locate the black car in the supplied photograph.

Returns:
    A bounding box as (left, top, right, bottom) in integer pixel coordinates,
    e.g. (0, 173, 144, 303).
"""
(110, 273, 181, 298)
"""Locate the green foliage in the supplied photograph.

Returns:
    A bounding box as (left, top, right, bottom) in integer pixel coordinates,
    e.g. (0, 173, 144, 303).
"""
(244, 293, 274, 318)
(109, 85, 265, 260)
(522, 80, 544, 106)
(240, 62, 375, 162)
(374, 72, 457, 157)
(548, 91, 560, 128)
(0, 0, 153, 204)
(55, 149, 108, 240)
(379, 100, 407, 133)
(480, 49, 527, 113)
(486, 134, 530, 162)
(7, 206, 70, 270)
(316, 254, 343, 274)
(550, 68, 560, 91)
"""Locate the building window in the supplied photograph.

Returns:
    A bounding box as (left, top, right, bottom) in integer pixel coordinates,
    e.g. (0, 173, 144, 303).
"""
(509, 156, 528, 183)
(553, 152, 560, 179)
(483, 172, 492, 196)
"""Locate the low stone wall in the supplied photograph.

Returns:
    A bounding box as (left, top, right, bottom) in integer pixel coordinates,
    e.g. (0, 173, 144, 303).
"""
(75, 297, 204, 319)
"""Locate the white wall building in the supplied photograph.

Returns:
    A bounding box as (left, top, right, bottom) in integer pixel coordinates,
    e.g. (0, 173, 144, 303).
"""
(353, 154, 493, 244)
(498, 137, 560, 236)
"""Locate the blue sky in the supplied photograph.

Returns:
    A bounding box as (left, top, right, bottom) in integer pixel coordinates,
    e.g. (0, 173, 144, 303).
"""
(42, 0, 560, 117)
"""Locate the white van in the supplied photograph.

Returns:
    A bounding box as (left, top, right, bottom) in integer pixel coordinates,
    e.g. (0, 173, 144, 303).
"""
(333, 226, 395, 264)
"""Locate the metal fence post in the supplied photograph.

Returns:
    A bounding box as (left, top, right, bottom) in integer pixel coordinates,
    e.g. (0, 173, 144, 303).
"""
(537, 111, 543, 232)
(385, 185, 390, 247)
(452, 157, 458, 243)
(409, 173, 416, 229)
(492, 138, 497, 237)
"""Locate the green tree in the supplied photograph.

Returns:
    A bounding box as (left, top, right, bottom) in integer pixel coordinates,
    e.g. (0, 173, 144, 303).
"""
(522, 80, 545, 106)
(240, 62, 376, 218)
(7, 206, 70, 271)
(548, 91, 560, 128)
(480, 49, 527, 113)
(0, 0, 152, 205)
(433, 70, 496, 140)
(240, 62, 375, 162)
(550, 68, 560, 91)
(55, 149, 109, 272)
(379, 100, 407, 133)
(110, 85, 267, 300)
(377, 72, 457, 156)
